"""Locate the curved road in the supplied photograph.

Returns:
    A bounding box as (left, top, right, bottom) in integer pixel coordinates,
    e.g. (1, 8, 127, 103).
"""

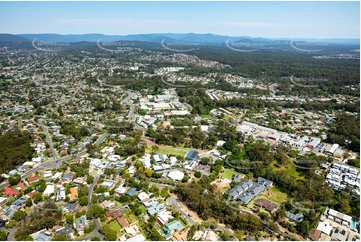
(82, 175, 104, 241)
(166, 197, 195, 226)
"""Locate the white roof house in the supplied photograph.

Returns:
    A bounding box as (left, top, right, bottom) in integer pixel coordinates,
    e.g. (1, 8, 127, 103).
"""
(138, 192, 150, 202)
(115, 184, 128, 195)
(316, 220, 333, 235)
(169, 157, 177, 166)
(325, 144, 339, 155)
(90, 158, 102, 168)
(157, 210, 173, 225)
(32, 157, 42, 163)
(43, 171, 52, 178)
(43, 185, 55, 196)
(100, 181, 114, 190)
(141, 155, 152, 169)
(126, 233, 145, 242)
(168, 170, 184, 181)
(57, 187, 66, 201)
(51, 172, 63, 180)
(108, 154, 120, 162)
(216, 140, 226, 147)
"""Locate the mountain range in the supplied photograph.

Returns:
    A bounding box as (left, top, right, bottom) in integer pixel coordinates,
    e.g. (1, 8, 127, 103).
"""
(0, 33, 359, 45)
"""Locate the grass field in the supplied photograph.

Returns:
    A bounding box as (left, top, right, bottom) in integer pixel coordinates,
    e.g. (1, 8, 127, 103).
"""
(139, 205, 147, 214)
(145, 145, 205, 157)
(270, 160, 305, 181)
(248, 186, 288, 208)
(222, 169, 241, 179)
(108, 220, 121, 232)
(126, 214, 137, 224)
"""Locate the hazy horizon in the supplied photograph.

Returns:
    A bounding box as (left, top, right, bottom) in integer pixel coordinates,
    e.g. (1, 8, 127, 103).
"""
(0, 1, 359, 39)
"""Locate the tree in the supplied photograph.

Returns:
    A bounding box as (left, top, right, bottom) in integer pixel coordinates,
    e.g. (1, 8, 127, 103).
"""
(25, 198, 33, 207)
(160, 188, 170, 199)
(182, 175, 189, 183)
(144, 169, 154, 178)
(8, 174, 21, 186)
(194, 171, 202, 178)
(32, 193, 43, 204)
(105, 229, 117, 241)
(0, 231, 8, 241)
(51, 235, 68, 241)
(151, 145, 159, 154)
(223, 140, 237, 151)
(87, 175, 94, 184)
(91, 236, 101, 241)
(78, 195, 88, 206)
(86, 204, 105, 219)
(200, 157, 210, 165)
(13, 210, 27, 222)
(65, 212, 74, 224)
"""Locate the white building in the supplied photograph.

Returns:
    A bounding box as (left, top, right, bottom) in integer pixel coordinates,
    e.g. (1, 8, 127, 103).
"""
(43, 185, 55, 196)
(57, 187, 66, 201)
(43, 171, 52, 178)
(168, 170, 184, 181)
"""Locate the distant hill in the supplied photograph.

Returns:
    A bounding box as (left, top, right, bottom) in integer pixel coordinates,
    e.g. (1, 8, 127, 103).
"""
(0, 33, 359, 47)
(0, 34, 31, 42)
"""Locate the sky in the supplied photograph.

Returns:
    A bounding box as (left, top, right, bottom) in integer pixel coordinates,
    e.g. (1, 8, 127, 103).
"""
(0, 1, 359, 38)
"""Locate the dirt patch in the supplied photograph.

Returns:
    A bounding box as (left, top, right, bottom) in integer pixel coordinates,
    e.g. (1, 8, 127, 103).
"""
(177, 201, 203, 224)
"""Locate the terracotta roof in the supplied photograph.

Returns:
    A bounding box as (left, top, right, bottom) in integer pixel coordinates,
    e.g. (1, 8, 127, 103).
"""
(254, 198, 278, 212)
(106, 208, 125, 218)
(27, 176, 39, 183)
(4, 187, 19, 197)
(18, 183, 27, 190)
(309, 228, 321, 241)
(69, 188, 78, 200)
(117, 217, 129, 228)
(26, 191, 38, 198)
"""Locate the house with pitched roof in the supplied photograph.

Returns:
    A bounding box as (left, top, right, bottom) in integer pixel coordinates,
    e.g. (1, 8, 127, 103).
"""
(4, 187, 19, 197)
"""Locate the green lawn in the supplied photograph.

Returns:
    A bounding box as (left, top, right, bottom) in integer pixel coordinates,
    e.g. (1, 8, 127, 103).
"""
(145, 145, 204, 157)
(222, 169, 241, 179)
(139, 205, 147, 214)
(108, 220, 121, 232)
(248, 186, 288, 208)
(270, 160, 305, 181)
(124, 208, 131, 215)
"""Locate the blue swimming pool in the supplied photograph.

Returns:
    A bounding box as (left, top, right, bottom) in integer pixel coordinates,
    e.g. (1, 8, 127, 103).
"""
(351, 220, 355, 229)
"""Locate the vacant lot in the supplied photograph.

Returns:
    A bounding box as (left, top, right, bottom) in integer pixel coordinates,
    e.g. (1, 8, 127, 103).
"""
(222, 169, 242, 179)
(248, 186, 288, 208)
(145, 144, 205, 157)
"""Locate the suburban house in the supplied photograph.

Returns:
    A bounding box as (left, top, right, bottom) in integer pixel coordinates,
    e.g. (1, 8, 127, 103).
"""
(308, 228, 322, 241)
(117, 217, 129, 228)
(69, 188, 78, 201)
(163, 220, 184, 234)
(254, 198, 278, 212)
(106, 208, 125, 218)
(4, 187, 19, 197)
(286, 211, 304, 223)
(27, 176, 39, 184)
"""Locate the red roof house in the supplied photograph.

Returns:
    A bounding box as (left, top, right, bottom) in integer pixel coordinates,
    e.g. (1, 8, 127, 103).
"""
(27, 176, 39, 183)
(4, 187, 20, 197)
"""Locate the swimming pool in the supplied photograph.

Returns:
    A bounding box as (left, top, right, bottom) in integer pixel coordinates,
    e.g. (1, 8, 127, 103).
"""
(351, 220, 355, 230)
